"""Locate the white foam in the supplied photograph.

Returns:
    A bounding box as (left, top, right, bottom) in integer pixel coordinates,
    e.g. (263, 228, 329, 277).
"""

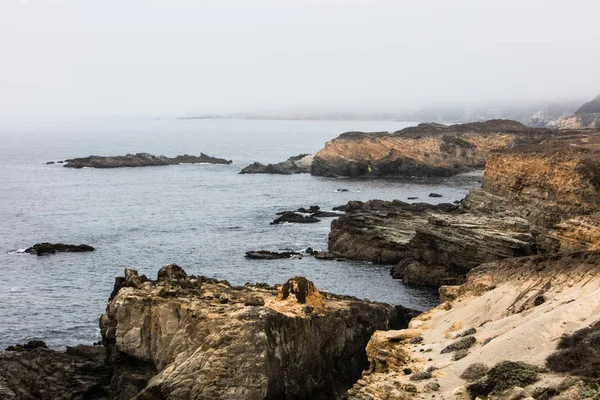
(7, 248, 26, 255)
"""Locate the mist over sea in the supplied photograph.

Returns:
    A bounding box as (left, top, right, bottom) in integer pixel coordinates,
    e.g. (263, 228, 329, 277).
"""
(0, 116, 481, 349)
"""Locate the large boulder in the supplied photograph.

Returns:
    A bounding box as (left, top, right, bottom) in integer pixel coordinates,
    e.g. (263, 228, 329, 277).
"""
(99, 267, 416, 400)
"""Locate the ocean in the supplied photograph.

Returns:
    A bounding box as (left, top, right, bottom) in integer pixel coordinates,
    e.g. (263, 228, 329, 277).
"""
(0, 116, 481, 349)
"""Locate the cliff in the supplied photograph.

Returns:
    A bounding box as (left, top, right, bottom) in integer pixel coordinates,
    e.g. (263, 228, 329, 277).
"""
(63, 152, 232, 168)
(327, 130, 600, 286)
(99, 266, 415, 400)
(311, 120, 553, 178)
(550, 95, 600, 129)
(348, 250, 600, 399)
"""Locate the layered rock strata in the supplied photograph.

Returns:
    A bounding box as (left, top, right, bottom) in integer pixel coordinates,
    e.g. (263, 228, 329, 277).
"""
(63, 152, 231, 168)
(347, 250, 600, 399)
(240, 154, 313, 174)
(311, 120, 553, 178)
(100, 266, 415, 400)
(327, 131, 600, 286)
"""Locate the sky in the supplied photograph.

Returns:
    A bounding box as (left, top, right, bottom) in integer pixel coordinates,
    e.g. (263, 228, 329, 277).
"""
(0, 0, 599, 115)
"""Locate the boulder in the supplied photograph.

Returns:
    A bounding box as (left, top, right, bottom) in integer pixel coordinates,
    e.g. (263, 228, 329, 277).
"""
(24, 242, 95, 256)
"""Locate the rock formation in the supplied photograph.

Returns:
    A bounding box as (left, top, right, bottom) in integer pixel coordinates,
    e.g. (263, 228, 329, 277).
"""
(311, 120, 554, 178)
(545, 95, 600, 129)
(327, 129, 600, 286)
(99, 265, 415, 400)
(24, 242, 95, 255)
(347, 250, 600, 399)
(63, 152, 232, 168)
(0, 344, 111, 399)
(245, 250, 301, 259)
(240, 154, 313, 174)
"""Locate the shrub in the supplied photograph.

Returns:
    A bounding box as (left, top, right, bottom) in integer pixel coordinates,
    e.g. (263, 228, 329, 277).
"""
(460, 363, 489, 381)
(441, 336, 476, 354)
(467, 361, 543, 396)
(546, 320, 600, 378)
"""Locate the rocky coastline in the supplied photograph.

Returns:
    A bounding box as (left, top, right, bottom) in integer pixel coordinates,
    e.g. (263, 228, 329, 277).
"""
(326, 129, 600, 287)
(60, 152, 232, 168)
(311, 120, 555, 178)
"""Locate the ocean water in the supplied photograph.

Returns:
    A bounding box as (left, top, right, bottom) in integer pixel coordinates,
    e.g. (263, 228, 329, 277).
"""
(0, 116, 482, 349)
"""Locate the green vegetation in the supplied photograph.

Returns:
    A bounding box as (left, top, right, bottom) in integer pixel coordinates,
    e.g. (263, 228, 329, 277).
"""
(546, 320, 600, 378)
(467, 361, 544, 396)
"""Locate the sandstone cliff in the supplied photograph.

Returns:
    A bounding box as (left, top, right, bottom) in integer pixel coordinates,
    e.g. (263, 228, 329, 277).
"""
(311, 120, 553, 178)
(347, 250, 600, 400)
(99, 266, 416, 400)
(327, 130, 600, 286)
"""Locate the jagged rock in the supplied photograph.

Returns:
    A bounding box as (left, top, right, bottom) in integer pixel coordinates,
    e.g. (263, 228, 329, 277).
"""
(271, 211, 320, 224)
(429, 192, 443, 198)
(63, 152, 232, 168)
(100, 267, 415, 400)
(245, 250, 301, 259)
(157, 263, 188, 280)
(24, 242, 95, 255)
(45, 161, 54, 164)
(312, 120, 555, 178)
(240, 154, 313, 174)
(0, 345, 111, 399)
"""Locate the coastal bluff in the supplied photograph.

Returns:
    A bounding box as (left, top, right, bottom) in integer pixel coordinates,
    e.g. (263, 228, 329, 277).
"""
(311, 120, 553, 178)
(61, 152, 232, 168)
(327, 129, 600, 287)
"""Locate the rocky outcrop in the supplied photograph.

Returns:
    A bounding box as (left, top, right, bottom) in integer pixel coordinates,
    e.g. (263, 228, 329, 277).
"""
(327, 130, 600, 286)
(549, 95, 600, 129)
(63, 152, 232, 168)
(24, 242, 95, 255)
(0, 344, 111, 399)
(347, 250, 600, 400)
(99, 265, 414, 400)
(271, 211, 321, 224)
(245, 250, 301, 259)
(311, 120, 554, 178)
(240, 154, 313, 174)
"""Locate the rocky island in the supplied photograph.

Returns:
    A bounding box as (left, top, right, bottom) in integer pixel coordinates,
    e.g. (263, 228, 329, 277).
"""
(62, 152, 232, 168)
(311, 119, 554, 178)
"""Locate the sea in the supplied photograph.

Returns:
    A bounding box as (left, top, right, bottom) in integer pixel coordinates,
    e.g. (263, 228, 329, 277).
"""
(0, 115, 482, 349)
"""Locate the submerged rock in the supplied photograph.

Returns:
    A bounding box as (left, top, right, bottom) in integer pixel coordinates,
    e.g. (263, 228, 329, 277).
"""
(240, 154, 313, 174)
(63, 152, 232, 168)
(245, 250, 301, 259)
(24, 242, 95, 256)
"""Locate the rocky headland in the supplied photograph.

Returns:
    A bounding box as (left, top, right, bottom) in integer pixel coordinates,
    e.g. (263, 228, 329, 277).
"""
(535, 94, 600, 130)
(0, 265, 417, 399)
(311, 120, 554, 178)
(327, 129, 600, 287)
(62, 153, 232, 168)
(240, 154, 313, 174)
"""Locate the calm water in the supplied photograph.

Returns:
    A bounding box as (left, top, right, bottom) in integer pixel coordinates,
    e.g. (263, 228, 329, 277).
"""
(0, 116, 481, 349)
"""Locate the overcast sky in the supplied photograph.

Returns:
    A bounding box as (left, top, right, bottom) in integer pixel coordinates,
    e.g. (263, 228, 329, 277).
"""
(1, 0, 599, 115)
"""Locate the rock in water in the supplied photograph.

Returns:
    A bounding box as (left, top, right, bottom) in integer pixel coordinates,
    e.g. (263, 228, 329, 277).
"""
(240, 154, 313, 174)
(99, 266, 414, 399)
(63, 152, 232, 168)
(24, 242, 95, 255)
(270, 211, 320, 224)
(245, 250, 301, 259)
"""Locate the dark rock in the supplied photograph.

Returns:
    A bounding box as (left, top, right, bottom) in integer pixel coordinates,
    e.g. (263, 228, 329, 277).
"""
(410, 371, 432, 381)
(410, 336, 423, 344)
(315, 252, 336, 260)
(534, 295, 545, 306)
(64, 152, 232, 168)
(24, 242, 95, 256)
(271, 211, 320, 224)
(297, 205, 320, 214)
(244, 296, 265, 306)
(336, 188, 349, 192)
(303, 247, 319, 256)
(407, 197, 419, 200)
(428, 192, 443, 198)
(0, 345, 111, 399)
(46, 161, 55, 164)
(5, 340, 48, 352)
(57, 160, 64, 164)
(245, 250, 301, 259)
(332, 205, 348, 212)
(240, 154, 312, 174)
(157, 263, 188, 280)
